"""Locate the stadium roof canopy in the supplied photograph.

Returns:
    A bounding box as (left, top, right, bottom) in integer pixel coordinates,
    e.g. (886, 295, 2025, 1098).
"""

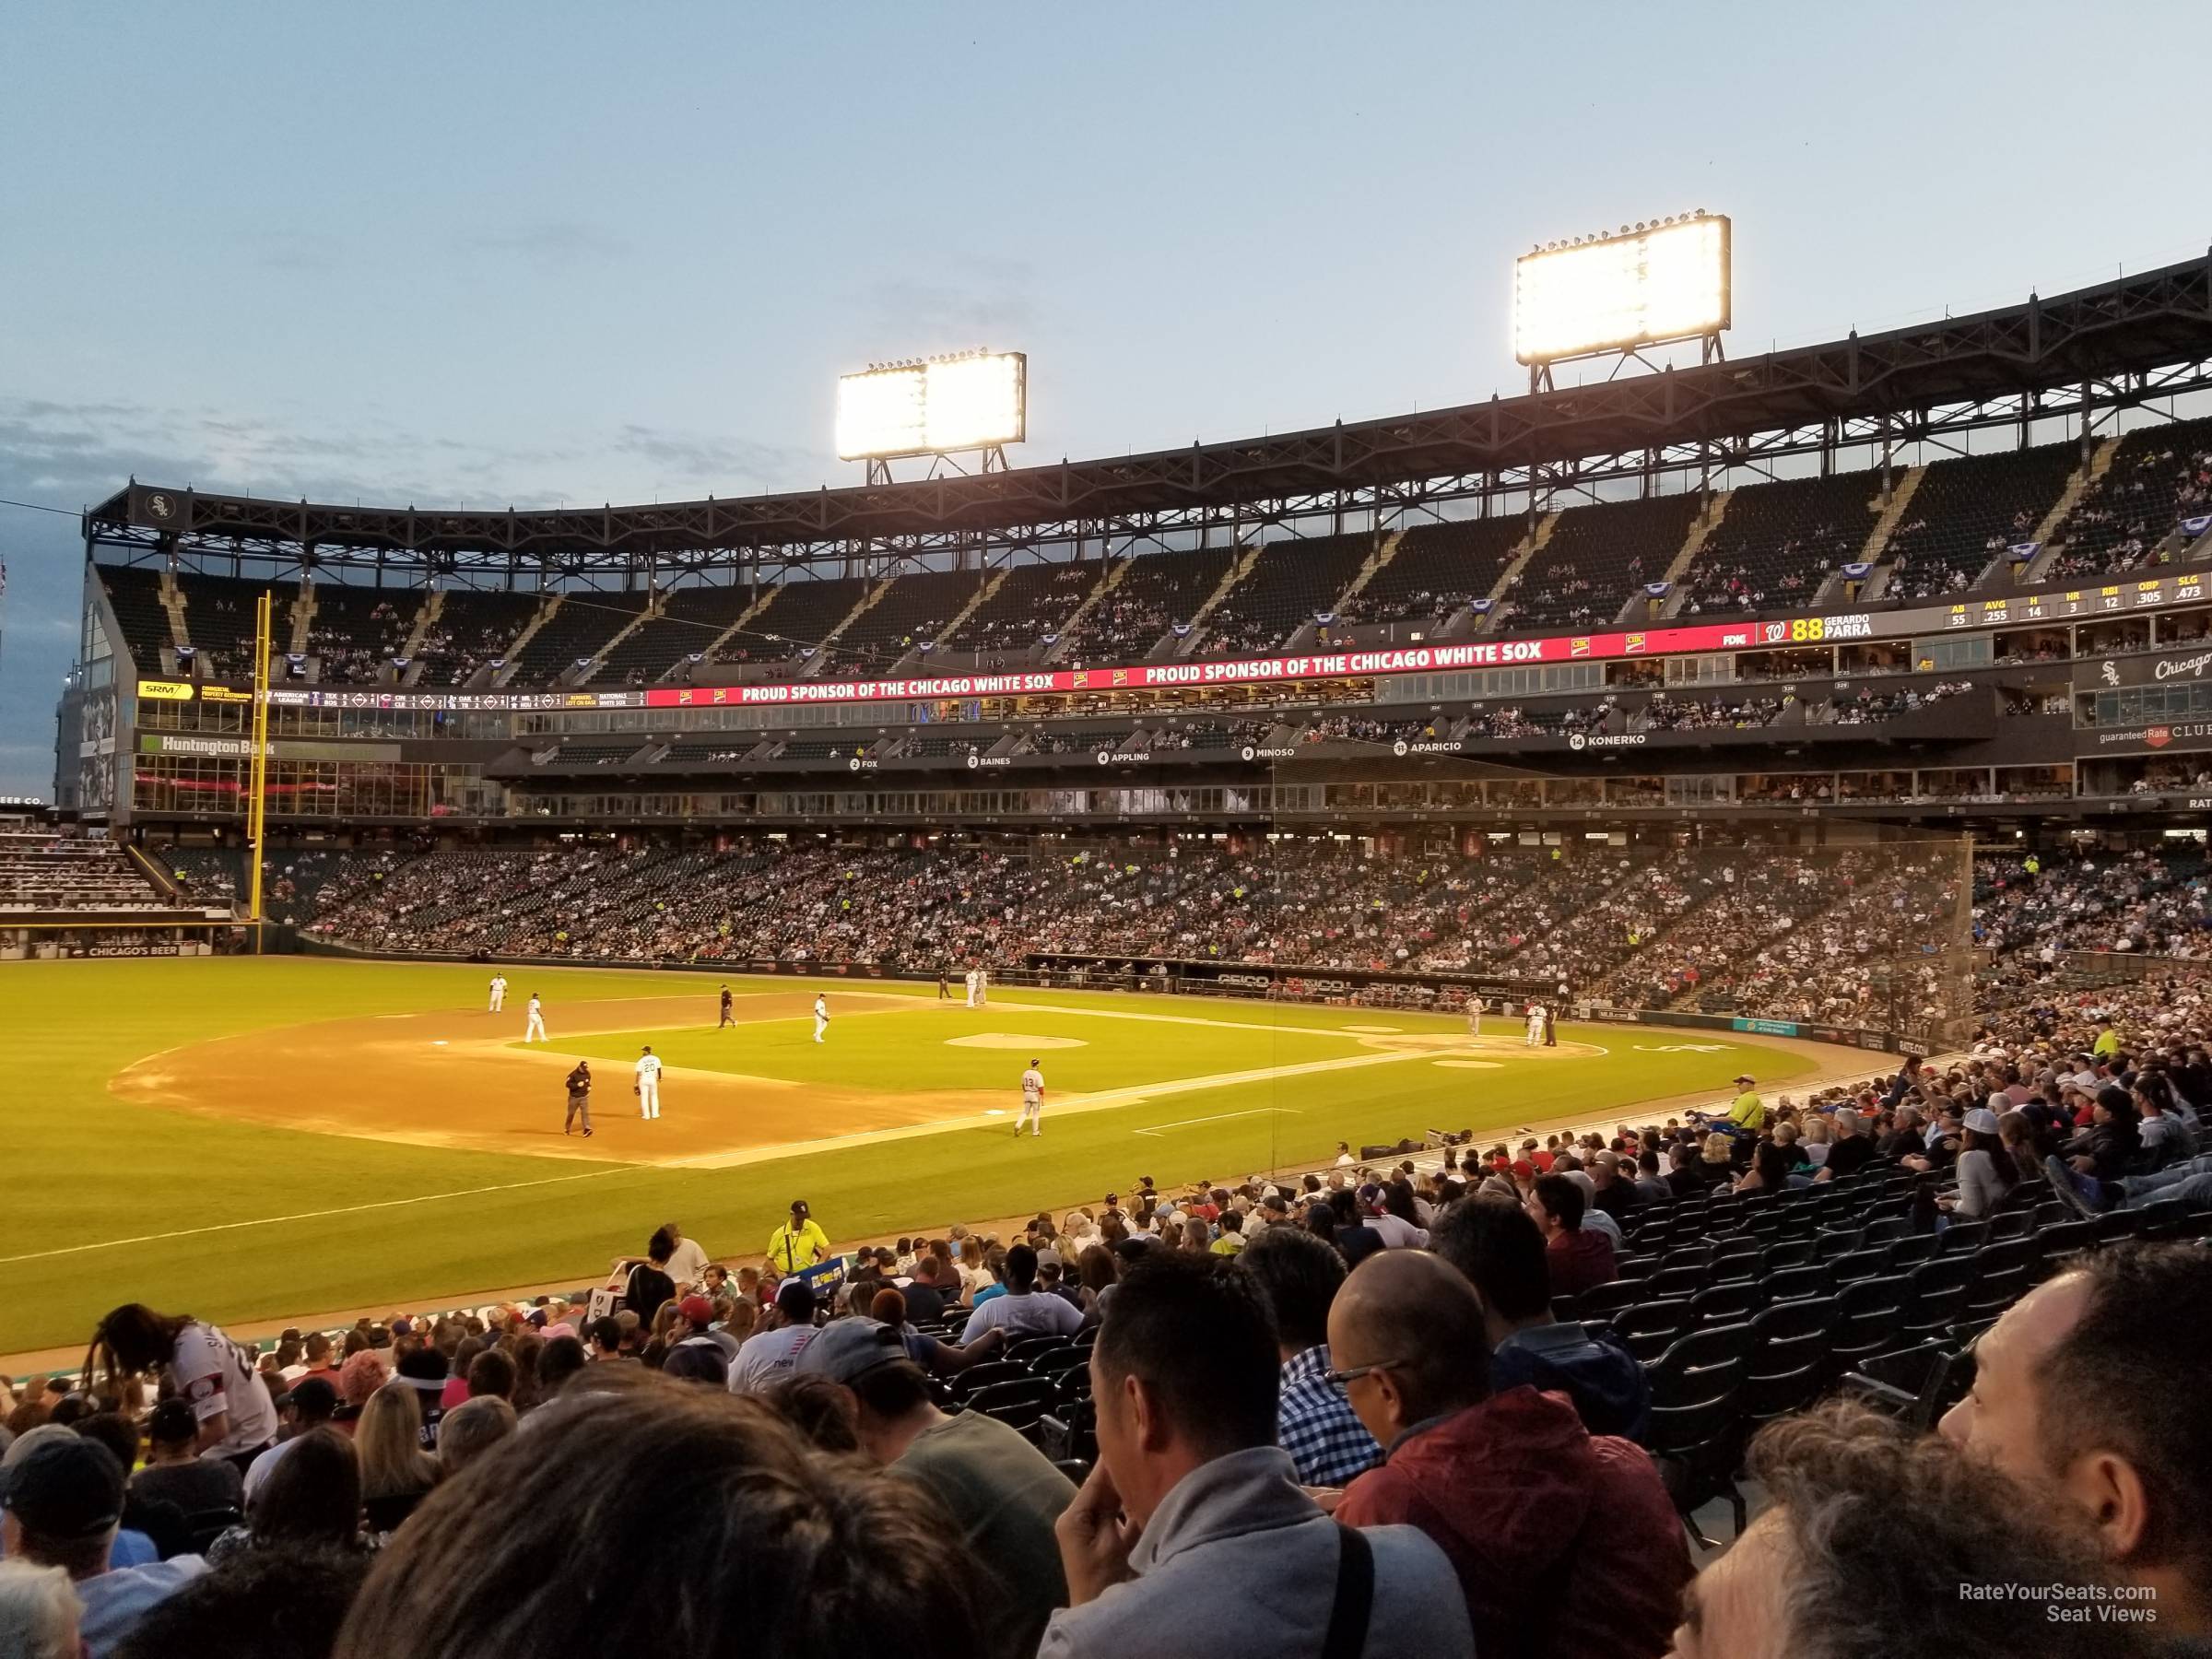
(88, 253, 2212, 577)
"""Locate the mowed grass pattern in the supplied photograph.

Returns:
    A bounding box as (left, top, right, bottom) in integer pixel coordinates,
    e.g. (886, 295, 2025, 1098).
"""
(547, 1001, 1374, 1093)
(0, 959, 1814, 1352)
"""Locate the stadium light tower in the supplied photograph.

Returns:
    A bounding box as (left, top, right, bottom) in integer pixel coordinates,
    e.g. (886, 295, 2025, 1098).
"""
(836, 349, 1028, 485)
(1513, 213, 1732, 392)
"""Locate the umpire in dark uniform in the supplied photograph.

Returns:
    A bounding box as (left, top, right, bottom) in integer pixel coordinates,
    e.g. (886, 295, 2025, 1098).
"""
(564, 1060, 594, 1136)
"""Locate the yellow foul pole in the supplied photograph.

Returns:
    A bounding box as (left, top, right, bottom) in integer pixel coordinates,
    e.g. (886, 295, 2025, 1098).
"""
(247, 590, 272, 949)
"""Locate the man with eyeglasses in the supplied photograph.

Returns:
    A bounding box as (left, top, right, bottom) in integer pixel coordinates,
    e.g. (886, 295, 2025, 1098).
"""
(1041, 1251, 1468, 1659)
(1326, 1250, 1688, 1659)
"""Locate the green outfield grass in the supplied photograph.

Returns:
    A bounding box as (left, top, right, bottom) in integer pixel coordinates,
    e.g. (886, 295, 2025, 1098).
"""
(0, 959, 1818, 1355)
(545, 1000, 1377, 1092)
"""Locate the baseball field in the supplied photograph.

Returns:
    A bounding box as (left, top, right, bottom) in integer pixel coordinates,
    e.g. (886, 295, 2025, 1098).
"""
(1, 958, 1828, 1356)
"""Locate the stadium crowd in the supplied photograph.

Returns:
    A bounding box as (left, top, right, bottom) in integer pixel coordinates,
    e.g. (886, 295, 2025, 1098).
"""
(304, 599, 410, 687)
(1974, 847, 2212, 960)
(5, 967, 2210, 1658)
(286, 837, 1983, 1030)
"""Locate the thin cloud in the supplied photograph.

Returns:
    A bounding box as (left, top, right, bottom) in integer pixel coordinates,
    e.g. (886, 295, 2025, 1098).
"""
(613, 424, 818, 489)
(458, 220, 627, 268)
(849, 255, 1040, 347)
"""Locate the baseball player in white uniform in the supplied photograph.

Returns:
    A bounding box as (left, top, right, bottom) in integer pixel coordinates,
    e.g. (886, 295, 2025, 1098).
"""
(1017, 1058, 1044, 1136)
(1465, 993, 1482, 1037)
(976, 967, 990, 1007)
(1524, 1001, 1546, 1048)
(634, 1045, 662, 1120)
(964, 969, 979, 1009)
(524, 993, 547, 1042)
(488, 971, 508, 1013)
(813, 994, 829, 1044)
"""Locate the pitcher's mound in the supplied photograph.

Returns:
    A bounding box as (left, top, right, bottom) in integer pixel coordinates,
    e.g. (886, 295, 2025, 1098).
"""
(946, 1033, 1089, 1051)
(1433, 1059, 1504, 1070)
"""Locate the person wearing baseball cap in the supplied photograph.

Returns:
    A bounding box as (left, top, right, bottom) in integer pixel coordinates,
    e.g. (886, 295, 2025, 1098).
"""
(241, 1375, 341, 1504)
(1945, 1106, 2022, 1221)
(673, 1294, 739, 1363)
(1681, 1076, 1757, 1146)
(797, 1319, 1075, 1659)
(727, 1279, 820, 1394)
(0, 1433, 207, 1655)
(130, 1398, 242, 1518)
(766, 1200, 830, 1275)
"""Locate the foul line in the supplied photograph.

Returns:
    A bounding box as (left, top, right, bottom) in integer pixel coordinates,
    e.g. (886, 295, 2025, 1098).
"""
(1056, 1046, 1436, 1113)
(0, 1167, 643, 1266)
(985, 998, 1390, 1040)
(1135, 1107, 1300, 1137)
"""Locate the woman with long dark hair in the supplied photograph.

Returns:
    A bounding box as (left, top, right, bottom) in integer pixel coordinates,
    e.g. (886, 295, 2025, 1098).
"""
(1946, 1110, 2020, 1219)
(208, 1425, 364, 1562)
(1367, 1181, 1430, 1248)
(1300, 1200, 1340, 1249)
(251, 1427, 364, 1549)
(1075, 1242, 1120, 1327)
(83, 1304, 277, 1468)
(1997, 1108, 2054, 1177)
(1735, 1137, 1793, 1194)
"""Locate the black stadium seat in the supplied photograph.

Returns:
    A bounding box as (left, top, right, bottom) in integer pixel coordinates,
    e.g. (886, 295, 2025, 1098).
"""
(1759, 1263, 1830, 1303)
(1037, 1399, 1097, 1466)
(1963, 1238, 2034, 1318)
(1828, 1278, 1908, 1375)
(1739, 1298, 1838, 1426)
(1613, 1297, 1694, 1364)
(1643, 1263, 1709, 1301)
(964, 1377, 1058, 1434)
(1687, 1281, 1760, 1325)
(950, 1360, 1028, 1401)
(1842, 1336, 1977, 1434)
(1032, 1347, 1089, 1382)
(1575, 1279, 1647, 1323)
(1897, 1256, 1977, 1345)
(1645, 1322, 1754, 1546)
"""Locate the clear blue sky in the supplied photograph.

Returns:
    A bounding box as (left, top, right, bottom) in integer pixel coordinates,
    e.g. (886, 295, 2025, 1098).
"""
(3, 2, 2205, 794)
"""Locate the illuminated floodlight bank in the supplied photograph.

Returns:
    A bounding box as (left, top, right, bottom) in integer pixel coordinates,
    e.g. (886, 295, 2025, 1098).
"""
(1514, 217, 1731, 365)
(836, 351, 1027, 461)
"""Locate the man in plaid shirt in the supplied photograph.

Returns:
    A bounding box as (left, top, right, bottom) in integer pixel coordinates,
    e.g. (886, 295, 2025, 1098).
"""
(1239, 1223, 1381, 1486)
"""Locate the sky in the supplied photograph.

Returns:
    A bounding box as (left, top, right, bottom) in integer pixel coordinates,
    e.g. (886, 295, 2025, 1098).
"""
(3, 1, 2206, 796)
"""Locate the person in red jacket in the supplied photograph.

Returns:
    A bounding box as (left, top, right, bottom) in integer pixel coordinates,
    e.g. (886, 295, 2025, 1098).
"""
(1526, 1173, 1618, 1299)
(1326, 1250, 1688, 1659)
